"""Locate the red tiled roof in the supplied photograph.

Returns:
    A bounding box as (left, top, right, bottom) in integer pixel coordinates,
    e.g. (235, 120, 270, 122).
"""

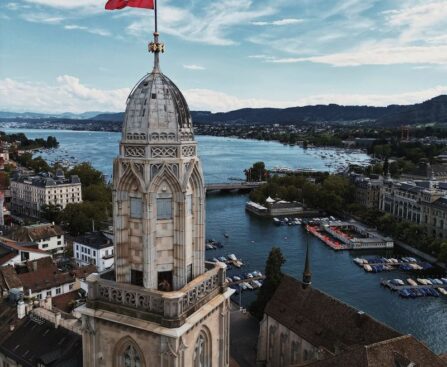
(10, 223, 64, 242)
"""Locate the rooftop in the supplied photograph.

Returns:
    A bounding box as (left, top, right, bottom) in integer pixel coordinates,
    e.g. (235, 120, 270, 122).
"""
(265, 275, 401, 354)
(10, 223, 64, 242)
(12, 171, 81, 187)
(74, 231, 113, 250)
(0, 315, 82, 367)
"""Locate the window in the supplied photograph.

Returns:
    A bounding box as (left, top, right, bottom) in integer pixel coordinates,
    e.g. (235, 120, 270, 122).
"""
(69, 284, 74, 290)
(42, 244, 48, 249)
(57, 241, 62, 246)
(76, 244, 79, 251)
(93, 250, 96, 256)
(187, 264, 193, 283)
(55, 288, 61, 295)
(122, 345, 142, 367)
(186, 194, 193, 215)
(46, 291, 51, 297)
(193, 331, 211, 367)
(130, 197, 143, 219)
(157, 198, 172, 220)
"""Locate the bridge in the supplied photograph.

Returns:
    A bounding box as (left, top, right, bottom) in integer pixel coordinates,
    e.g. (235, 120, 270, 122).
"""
(205, 181, 264, 193)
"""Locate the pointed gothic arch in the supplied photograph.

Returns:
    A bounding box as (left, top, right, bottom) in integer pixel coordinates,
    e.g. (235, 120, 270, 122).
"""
(117, 165, 144, 193)
(113, 336, 146, 367)
(193, 326, 212, 367)
(148, 164, 183, 195)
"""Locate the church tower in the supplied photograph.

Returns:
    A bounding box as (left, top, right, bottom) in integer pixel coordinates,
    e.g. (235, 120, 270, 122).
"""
(80, 10, 233, 367)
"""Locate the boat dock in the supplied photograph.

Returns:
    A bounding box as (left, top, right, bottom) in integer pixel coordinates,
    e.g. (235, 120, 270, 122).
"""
(228, 275, 266, 286)
(306, 224, 348, 251)
(353, 257, 432, 273)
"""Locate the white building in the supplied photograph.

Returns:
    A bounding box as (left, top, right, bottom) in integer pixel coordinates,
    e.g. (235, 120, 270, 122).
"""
(0, 240, 51, 267)
(9, 223, 65, 254)
(11, 170, 82, 218)
(73, 232, 114, 272)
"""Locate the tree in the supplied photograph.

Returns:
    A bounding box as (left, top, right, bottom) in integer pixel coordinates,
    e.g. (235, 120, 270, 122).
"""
(250, 247, 285, 320)
(68, 163, 104, 187)
(40, 204, 62, 224)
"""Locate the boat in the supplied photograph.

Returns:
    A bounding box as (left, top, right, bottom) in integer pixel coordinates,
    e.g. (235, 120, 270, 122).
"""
(273, 218, 281, 226)
(233, 260, 243, 268)
(233, 276, 241, 281)
(228, 254, 237, 261)
(363, 264, 372, 272)
(407, 279, 418, 286)
(224, 233, 229, 238)
(438, 288, 447, 295)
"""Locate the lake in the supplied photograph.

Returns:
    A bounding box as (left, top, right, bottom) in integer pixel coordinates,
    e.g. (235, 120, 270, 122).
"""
(3, 128, 446, 354)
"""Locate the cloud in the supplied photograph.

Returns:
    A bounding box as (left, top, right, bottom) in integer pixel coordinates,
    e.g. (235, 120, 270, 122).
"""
(127, 0, 275, 45)
(64, 24, 111, 37)
(267, 44, 447, 66)
(23, 0, 101, 10)
(183, 64, 206, 71)
(21, 13, 65, 24)
(2, 77, 447, 113)
(184, 86, 447, 112)
(252, 18, 304, 26)
(0, 76, 130, 113)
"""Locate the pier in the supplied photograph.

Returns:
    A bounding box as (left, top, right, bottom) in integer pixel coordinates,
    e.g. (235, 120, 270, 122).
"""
(205, 182, 264, 193)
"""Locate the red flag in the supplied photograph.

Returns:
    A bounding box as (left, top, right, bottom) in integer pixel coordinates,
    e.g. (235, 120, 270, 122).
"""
(105, 0, 154, 10)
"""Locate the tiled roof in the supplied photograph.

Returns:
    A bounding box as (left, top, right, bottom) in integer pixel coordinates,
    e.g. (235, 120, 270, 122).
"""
(0, 316, 82, 367)
(302, 335, 446, 367)
(265, 275, 401, 354)
(10, 223, 64, 242)
(0, 266, 22, 291)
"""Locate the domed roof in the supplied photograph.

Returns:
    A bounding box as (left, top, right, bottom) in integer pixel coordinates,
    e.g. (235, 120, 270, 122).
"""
(122, 71, 194, 143)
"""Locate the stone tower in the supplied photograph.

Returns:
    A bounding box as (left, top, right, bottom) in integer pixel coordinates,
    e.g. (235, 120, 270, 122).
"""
(80, 24, 233, 367)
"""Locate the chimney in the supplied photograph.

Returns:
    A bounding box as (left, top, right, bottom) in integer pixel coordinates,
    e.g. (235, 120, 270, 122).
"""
(17, 300, 26, 319)
(54, 312, 61, 328)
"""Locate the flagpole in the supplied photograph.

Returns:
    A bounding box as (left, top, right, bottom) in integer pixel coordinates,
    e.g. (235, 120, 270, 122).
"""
(149, 0, 163, 72)
(154, 0, 158, 34)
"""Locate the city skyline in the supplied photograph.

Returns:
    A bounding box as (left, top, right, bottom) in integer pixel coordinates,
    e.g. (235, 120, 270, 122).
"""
(2, 0, 447, 113)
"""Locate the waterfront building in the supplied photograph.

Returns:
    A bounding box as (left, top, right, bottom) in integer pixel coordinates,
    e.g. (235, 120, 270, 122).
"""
(401, 160, 447, 181)
(256, 250, 445, 366)
(73, 231, 114, 271)
(380, 180, 446, 224)
(10, 170, 82, 218)
(79, 26, 233, 367)
(9, 223, 65, 254)
(351, 174, 382, 209)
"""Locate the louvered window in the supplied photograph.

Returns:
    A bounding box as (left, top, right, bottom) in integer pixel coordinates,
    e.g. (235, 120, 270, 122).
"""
(130, 197, 143, 219)
(157, 198, 172, 220)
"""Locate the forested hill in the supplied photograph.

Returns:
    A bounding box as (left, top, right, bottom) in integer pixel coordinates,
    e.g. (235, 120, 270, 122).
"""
(90, 95, 447, 125)
(2, 95, 447, 127)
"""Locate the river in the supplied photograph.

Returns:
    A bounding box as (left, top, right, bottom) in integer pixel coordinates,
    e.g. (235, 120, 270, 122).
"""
(4, 128, 447, 354)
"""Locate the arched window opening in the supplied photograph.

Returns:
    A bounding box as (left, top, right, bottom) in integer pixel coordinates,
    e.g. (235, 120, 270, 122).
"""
(193, 331, 211, 367)
(123, 344, 141, 367)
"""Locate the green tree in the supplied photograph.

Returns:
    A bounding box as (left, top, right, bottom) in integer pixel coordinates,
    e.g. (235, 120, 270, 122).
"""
(250, 247, 285, 320)
(68, 163, 104, 187)
(40, 204, 62, 224)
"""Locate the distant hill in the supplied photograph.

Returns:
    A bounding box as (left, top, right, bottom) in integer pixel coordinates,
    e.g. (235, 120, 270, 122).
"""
(3, 95, 447, 126)
(0, 111, 106, 120)
(377, 95, 447, 126)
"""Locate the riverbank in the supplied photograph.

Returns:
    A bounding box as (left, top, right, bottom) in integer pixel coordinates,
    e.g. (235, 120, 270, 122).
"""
(395, 240, 446, 270)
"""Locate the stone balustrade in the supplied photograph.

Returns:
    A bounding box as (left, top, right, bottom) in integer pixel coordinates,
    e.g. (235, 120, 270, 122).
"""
(86, 262, 226, 328)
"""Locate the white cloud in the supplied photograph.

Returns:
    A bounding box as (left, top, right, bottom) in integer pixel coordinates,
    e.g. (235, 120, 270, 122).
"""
(183, 64, 206, 71)
(252, 18, 304, 26)
(184, 86, 447, 112)
(1, 77, 447, 113)
(23, 0, 101, 10)
(0, 76, 130, 113)
(267, 44, 447, 66)
(64, 24, 111, 37)
(21, 13, 65, 24)
(127, 0, 275, 45)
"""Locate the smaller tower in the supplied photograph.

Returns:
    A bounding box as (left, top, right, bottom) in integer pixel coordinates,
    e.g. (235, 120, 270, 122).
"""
(302, 233, 312, 289)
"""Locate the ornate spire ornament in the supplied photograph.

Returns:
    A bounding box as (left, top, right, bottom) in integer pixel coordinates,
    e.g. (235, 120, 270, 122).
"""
(148, 0, 164, 72)
(302, 230, 312, 289)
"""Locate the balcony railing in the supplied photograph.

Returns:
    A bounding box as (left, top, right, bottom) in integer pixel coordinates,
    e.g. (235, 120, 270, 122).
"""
(86, 262, 227, 328)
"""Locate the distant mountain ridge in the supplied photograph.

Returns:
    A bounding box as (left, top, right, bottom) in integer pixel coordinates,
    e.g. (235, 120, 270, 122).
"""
(2, 95, 447, 126)
(0, 111, 106, 120)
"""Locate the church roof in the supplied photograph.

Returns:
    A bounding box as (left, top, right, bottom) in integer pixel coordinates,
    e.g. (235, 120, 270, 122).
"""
(302, 335, 446, 367)
(264, 275, 401, 354)
(122, 71, 194, 143)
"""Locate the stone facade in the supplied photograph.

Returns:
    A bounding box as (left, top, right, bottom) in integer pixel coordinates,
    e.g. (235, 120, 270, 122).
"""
(80, 41, 233, 367)
(11, 172, 82, 218)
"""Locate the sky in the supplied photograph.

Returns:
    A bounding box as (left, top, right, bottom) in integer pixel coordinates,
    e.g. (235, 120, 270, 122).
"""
(1, 0, 447, 113)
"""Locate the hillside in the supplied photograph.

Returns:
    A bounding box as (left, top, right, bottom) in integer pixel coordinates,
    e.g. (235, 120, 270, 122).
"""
(2, 95, 447, 127)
